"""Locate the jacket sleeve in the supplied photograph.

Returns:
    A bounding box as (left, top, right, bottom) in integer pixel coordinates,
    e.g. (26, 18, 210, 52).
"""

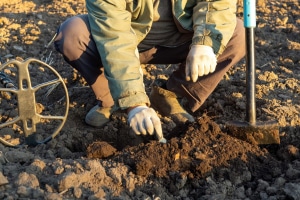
(192, 0, 237, 57)
(86, 0, 151, 109)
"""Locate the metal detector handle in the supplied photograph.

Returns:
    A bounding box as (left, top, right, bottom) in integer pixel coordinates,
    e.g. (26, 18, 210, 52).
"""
(244, 0, 257, 125)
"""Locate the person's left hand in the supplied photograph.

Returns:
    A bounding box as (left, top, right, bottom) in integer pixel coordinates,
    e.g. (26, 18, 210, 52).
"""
(186, 45, 217, 82)
(128, 105, 166, 143)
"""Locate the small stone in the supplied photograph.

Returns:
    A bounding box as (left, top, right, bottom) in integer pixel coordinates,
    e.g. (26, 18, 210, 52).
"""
(15, 172, 39, 188)
(73, 187, 82, 199)
(17, 186, 32, 198)
(259, 191, 268, 199)
(285, 166, 300, 179)
(272, 177, 286, 188)
(256, 179, 269, 191)
(0, 172, 8, 185)
(266, 186, 277, 195)
(283, 183, 300, 200)
(5, 151, 34, 163)
(235, 186, 246, 199)
(45, 193, 63, 200)
(32, 188, 45, 199)
(54, 166, 65, 175)
(175, 174, 187, 189)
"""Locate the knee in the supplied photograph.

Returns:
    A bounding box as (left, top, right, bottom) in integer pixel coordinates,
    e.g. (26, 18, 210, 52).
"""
(54, 15, 90, 61)
(224, 18, 246, 61)
(235, 18, 246, 56)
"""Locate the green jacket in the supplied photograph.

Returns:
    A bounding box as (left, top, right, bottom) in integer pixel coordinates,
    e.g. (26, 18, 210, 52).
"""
(86, 0, 237, 110)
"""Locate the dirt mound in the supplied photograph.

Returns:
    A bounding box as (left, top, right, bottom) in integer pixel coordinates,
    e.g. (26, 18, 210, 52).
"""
(111, 116, 277, 179)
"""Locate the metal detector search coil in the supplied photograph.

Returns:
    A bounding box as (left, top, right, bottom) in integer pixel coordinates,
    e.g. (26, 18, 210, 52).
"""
(0, 58, 69, 147)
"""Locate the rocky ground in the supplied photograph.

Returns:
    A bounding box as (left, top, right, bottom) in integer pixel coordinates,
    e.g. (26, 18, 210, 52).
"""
(0, 0, 299, 199)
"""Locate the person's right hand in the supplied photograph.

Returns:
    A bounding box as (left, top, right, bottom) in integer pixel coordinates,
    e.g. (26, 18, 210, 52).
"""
(127, 105, 166, 143)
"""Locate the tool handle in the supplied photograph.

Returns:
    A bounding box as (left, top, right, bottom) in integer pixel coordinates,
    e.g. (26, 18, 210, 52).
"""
(243, 0, 256, 28)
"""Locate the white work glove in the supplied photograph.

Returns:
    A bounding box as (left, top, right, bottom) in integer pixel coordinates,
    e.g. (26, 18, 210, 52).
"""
(186, 45, 217, 82)
(128, 106, 166, 143)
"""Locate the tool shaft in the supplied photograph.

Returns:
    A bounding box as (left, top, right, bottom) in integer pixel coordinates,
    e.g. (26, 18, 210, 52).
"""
(245, 28, 256, 125)
(244, 0, 257, 125)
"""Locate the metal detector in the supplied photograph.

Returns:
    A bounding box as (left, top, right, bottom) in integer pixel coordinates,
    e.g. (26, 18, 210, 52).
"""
(0, 58, 69, 147)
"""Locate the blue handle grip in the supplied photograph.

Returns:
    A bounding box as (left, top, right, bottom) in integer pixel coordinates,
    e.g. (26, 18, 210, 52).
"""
(243, 0, 256, 28)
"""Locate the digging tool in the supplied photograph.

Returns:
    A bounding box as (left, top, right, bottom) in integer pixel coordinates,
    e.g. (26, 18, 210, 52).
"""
(226, 0, 280, 145)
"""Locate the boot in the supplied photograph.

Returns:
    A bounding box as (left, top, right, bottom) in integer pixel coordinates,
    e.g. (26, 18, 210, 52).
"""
(85, 104, 117, 127)
(150, 79, 195, 124)
(86, 70, 117, 127)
